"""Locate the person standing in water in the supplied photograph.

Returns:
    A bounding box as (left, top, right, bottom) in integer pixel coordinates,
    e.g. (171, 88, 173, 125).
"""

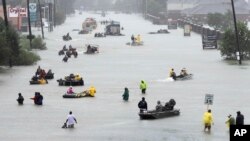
(140, 80, 147, 94)
(17, 93, 24, 105)
(66, 111, 77, 128)
(122, 87, 129, 101)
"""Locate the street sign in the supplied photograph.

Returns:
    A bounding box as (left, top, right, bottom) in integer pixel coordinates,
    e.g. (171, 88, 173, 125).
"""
(29, 3, 37, 22)
(204, 94, 214, 105)
(8, 7, 27, 17)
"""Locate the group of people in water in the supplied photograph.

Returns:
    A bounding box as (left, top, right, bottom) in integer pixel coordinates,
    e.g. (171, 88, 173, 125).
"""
(203, 109, 245, 132)
(122, 80, 148, 101)
(17, 92, 43, 105)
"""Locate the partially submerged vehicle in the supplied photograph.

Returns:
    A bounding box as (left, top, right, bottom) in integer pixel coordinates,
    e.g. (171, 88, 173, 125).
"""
(149, 29, 170, 34)
(105, 21, 124, 36)
(82, 18, 97, 32)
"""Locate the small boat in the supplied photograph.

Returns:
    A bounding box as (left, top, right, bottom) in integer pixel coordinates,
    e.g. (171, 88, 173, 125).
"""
(57, 79, 84, 86)
(30, 80, 48, 85)
(139, 109, 180, 119)
(126, 42, 144, 46)
(175, 74, 193, 81)
(63, 92, 92, 98)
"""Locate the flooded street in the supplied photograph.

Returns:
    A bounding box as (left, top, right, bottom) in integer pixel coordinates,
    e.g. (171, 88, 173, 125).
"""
(1, 11, 250, 141)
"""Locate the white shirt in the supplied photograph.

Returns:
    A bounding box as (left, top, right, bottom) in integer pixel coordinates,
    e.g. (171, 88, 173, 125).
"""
(67, 114, 76, 125)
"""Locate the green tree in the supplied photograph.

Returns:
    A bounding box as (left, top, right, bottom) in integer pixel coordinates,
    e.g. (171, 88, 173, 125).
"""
(0, 17, 40, 66)
(219, 22, 250, 60)
(207, 13, 224, 30)
(207, 11, 233, 31)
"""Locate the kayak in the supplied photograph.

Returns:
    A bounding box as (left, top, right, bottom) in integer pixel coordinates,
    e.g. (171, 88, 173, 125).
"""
(30, 80, 48, 85)
(139, 109, 180, 119)
(63, 92, 93, 98)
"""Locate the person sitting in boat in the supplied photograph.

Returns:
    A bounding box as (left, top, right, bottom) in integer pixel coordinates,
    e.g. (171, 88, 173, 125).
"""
(169, 68, 176, 80)
(156, 100, 163, 111)
(135, 34, 141, 44)
(39, 69, 46, 79)
(47, 69, 53, 75)
(131, 34, 135, 44)
(164, 99, 176, 110)
(67, 86, 74, 94)
(138, 97, 147, 113)
(30, 92, 43, 105)
(74, 74, 81, 81)
(36, 66, 41, 76)
(63, 45, 67, 51)
(63, 55, 68, 62)
(86, 45, 92, 53)
(88, 86, 96, 97)
(31, 75, 39, 81)
(177, 68, 188, 78)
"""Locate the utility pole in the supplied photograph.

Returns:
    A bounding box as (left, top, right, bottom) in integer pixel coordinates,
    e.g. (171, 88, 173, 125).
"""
(231, 0, 242, 64)
(54, 0, 56, 27)
(38, 0, 44, 39)
(27, 0, 33, 48)
(2, 0, 8, 27)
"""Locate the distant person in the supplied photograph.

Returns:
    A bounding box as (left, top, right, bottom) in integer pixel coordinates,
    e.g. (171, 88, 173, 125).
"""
(17, 93, 24, 105)
(203, 109, 213, 132)
(66, 111, 77, 128)
(131, 34, 135, 43)
(136, 34, 141, 43)
(67, 86, 74, 94)
(122, 87, 129, 101)
(236, 111, 244, 125)
(169, 68, 176, 80)
(155, 101, 163, 111)
(178, 68, 188, 78)
(63, 55, 68, 62)
(88, 86, 96, 97)
(225, 114, 235, 128)
(140, 80, 147, 94)
(138, 97, 147, 112)
(30, 92, 43, 105)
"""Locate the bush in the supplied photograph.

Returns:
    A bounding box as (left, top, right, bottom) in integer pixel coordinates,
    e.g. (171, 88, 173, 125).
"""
(20, 35, 47, 50)
(32, 35, 47, 50)
(13, 49, 40, 66)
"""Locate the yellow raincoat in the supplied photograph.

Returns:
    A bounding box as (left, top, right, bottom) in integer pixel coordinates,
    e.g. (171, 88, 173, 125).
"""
(88, 86, 96, 97)
(203, 111, 213, 126)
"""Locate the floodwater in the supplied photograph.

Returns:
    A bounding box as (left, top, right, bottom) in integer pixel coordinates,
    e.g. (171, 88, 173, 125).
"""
(1, 11, 250, 141)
